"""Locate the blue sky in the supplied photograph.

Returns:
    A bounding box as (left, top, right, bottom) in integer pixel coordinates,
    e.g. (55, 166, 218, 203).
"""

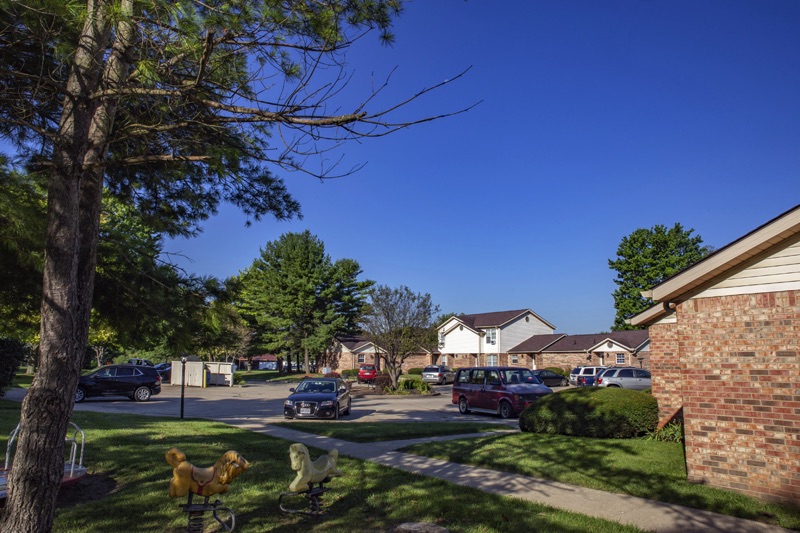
(164, 0, 800, 334)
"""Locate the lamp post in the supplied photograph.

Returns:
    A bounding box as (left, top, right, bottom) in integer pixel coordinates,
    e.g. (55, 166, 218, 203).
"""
(180, 356, 187, 419)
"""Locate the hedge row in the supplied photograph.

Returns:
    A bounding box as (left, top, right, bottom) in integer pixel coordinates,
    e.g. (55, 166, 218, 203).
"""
(519, 387, 658, 438)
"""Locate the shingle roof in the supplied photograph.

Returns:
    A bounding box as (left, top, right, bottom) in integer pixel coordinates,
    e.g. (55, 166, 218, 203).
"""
(508, 334, 566, 353)
(336, 335, 373, 351)
(457, 309, 527, 329)
(542, 330, 649, 353)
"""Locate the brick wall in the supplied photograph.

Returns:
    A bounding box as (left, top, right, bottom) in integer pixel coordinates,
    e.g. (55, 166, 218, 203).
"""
(647, 321, 682, 422)
(677, 290, 800, 504)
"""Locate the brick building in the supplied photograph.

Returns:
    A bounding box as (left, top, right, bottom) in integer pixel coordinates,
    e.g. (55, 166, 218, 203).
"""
(509, 330, 650, 371)
(630, 204, 800, 504)
(332, 335, 434, 373)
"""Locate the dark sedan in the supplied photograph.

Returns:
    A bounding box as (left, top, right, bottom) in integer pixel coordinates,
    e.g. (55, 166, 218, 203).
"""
(284, 377, 351, 420)
(75, 364, 161, 402)
(531, 369, 569, 387)
(154, 362, 172, 382)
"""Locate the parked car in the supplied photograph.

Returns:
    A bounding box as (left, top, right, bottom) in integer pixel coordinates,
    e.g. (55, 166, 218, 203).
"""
(283, 377, 351, 419)
(154, 362, 172, 382)
(357, 364, 377, 384)
(75, 364, 162, 402)
(127, 358, 154, 366)
(531, 369, 569, 387)
(452, 367, 552, 419)
(421, 365, 455, 385)
(569, 366, 606, 386)
(595, 367, 651, 390)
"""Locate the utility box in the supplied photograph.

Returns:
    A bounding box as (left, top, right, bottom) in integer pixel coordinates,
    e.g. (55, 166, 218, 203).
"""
(171, 360, 235, 387)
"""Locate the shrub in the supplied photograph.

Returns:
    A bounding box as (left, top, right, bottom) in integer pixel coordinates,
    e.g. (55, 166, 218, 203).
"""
(373, 374, 391, 390)
(408, 368, 423, 375)
(341, 368, 358, 379)
(519, 387, 658, 439)
(0, 337, 26, 396)
(232, 374, 246, 386)
(645, 420, 684, 443)
(399, 379, 432, 393)
(545, 367, 568, 377)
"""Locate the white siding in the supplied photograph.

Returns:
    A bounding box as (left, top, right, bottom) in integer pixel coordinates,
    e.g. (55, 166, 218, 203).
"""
(696, 240, 800, 298)
(498, 313, 555, 352)
(440, 324, 481, 354)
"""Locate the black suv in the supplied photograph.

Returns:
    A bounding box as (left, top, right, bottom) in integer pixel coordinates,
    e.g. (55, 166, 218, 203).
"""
(75, 364, 162, 402)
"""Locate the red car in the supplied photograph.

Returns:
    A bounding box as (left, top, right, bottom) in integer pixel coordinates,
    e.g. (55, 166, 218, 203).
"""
(357, 364, 377, 383)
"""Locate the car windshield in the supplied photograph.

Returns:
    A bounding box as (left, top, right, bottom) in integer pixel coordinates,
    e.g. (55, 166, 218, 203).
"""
(502, 369, 541, 385)
(295, 380, 337, 393)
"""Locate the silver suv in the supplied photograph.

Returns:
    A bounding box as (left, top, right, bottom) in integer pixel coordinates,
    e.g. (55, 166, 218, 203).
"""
(569, 366, 606, 386)
(595, 367, 651, 390)
(422, 365, 455, 385)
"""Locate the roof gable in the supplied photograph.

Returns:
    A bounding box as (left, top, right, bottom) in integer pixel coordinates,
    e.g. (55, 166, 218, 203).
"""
(541, 330, 649, 353)
(632, 204, 800, 325)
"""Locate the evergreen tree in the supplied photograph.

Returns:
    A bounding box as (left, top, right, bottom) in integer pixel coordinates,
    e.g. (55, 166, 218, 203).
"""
(238, 231, 372, 373)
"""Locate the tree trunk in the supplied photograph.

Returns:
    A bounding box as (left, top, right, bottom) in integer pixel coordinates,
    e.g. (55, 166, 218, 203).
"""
(0, 1, 133, 530)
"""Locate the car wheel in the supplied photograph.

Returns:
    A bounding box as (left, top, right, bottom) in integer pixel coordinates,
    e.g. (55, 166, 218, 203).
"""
(561, 378, 568, 387)
(438, 378, 444, 385)
(344, 399, 351, 415)
(608, 384, 620, 388)
(499, 401, 513, 419)
(133, 386, 151, 402)
(333, 402, 340, 420)
(75, 387, 86, 403)
(458, 397, 470, 414)
(284, 416, 293, 420)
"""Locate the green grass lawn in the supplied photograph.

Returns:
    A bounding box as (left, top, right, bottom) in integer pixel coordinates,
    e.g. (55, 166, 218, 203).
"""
(400, 432, 800, 530)
(272, 421, 513, 443)
(237, 369, 316, 383)
(10, 372, 34, 389)
(0, 401, 640, 532)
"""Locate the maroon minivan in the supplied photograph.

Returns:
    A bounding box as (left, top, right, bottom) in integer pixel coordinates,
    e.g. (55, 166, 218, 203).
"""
(451, 367, 552, 419)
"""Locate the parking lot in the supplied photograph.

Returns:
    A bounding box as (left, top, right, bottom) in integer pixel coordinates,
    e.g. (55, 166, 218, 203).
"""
(60, 380, 552, 428)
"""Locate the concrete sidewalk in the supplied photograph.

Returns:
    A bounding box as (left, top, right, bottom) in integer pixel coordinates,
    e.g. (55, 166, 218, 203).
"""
(233, 422, 792, 533)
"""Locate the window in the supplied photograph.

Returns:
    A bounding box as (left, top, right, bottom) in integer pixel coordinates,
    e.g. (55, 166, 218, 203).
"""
(511, 355, 518, 364)
(486, 370, 501, 384)
(441, 355, 448, 366)
(618, 369, 634, 378)
(486, 328, 496, 345)
(438, 330, 445, 348)
(358, 354, 365, 363)
(616, 353, 626, 365)
(486, 354, 498, 366)
(471, 370, 485, 385)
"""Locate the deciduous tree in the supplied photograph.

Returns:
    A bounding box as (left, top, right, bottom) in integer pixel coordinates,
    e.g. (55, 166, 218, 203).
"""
(360, 285, 439, 388)
(609, 224, 710, 330)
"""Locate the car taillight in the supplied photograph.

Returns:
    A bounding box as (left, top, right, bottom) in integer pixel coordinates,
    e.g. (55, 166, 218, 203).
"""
(597, 378, 602, 384)
(437, 373, 443, 377)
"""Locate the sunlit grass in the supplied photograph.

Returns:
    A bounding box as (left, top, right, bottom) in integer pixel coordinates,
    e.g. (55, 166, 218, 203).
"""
(0, 401, 640, 532)
(401, 432, 800, 530)
(272, 421, 512, 442)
